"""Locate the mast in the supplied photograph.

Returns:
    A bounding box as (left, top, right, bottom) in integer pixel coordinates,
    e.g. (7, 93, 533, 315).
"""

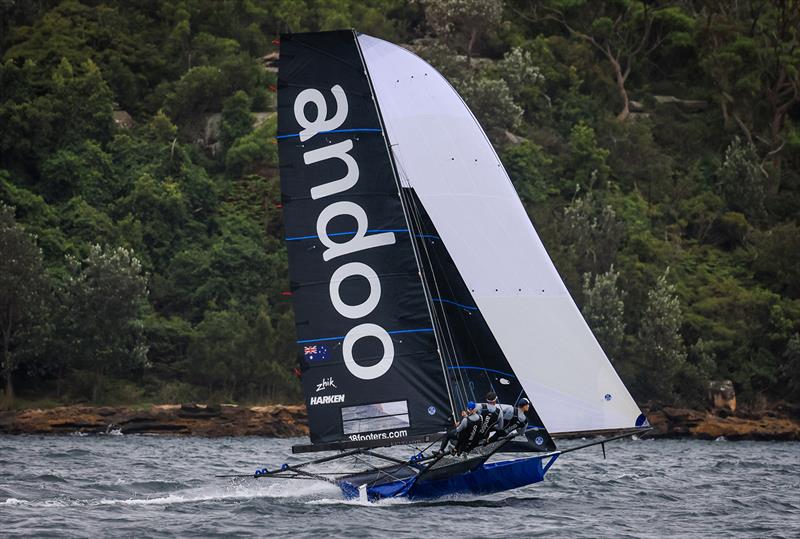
(353, 30, 458, 425)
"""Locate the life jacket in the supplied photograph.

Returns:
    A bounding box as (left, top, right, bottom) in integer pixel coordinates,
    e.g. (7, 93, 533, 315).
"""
(454, 413, 482, 453)
(505, 408, 528, 434)
(478, 403, 501, 437)
(457, 405, 501, 453)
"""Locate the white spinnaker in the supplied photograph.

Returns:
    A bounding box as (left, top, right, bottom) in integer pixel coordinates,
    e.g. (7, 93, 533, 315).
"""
(359, 34, 644, 434)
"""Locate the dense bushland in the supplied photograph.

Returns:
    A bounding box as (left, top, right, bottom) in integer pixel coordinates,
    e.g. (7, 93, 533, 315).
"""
(1, 0, 798, 409)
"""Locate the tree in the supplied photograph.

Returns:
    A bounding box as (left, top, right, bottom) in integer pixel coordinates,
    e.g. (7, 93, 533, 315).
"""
(560, 192, 625, 277)
(502, 140, 555, 205)
(0, 57, 114, 165)
(220, 90, 254, 153)
(717, 137, 768, 219)
(697, 0, 800, 189)
(636, 268, 687, 402)
(420, 0, 504, 63)
(785, 333, 800, 401)
(752, 222, 800, 299)
(0, 204, 50, 403)
(582, 266, 626, 362)
(524, 0, 694, 121)
(60, 245, 149, 401)
(565, 122, 611, 190)
(457, 77, 523, 139)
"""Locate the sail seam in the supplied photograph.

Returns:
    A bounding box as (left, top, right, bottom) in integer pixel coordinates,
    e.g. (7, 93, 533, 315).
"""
(297, 327, 434, 344)
(446, 365, 515, 379)
(285, 229, 440, 241)
(276, 128, 382, 139)
(431, 298, 478, 311)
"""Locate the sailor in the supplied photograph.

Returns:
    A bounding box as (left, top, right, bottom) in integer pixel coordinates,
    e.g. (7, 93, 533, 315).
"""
(475, 391, 503, 442)
(487, 400, 517, 441)
(500, 397, 531, 438)
(435, 401, 482, 456)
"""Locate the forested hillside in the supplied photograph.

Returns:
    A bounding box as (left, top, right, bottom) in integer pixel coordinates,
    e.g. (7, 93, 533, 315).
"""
(1, 0, 798, 410)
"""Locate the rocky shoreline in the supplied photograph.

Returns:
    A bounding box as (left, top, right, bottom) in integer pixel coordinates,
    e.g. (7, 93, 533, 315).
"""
(0, 403, 798, 440)
(0, 404, 309, 437)
(642, 405, 800, 441)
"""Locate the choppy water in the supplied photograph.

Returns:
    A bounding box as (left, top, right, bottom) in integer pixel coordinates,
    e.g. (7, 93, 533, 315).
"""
(0, 435, 798, 538)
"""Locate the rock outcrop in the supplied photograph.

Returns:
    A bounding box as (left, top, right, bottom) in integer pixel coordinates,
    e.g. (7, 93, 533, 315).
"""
(0, 404, 308, 437)
(643, 405, 800, 441)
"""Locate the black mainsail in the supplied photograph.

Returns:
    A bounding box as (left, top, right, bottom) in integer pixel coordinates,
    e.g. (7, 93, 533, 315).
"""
(278, 31, 452, 446)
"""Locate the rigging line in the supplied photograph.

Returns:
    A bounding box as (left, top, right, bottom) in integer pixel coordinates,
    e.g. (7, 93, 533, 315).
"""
(407, 204, 486, 406)
(399, 188, 462, 409)
(419, 223, 506, 398)
(405, 191, 474, 408)
(399, 188, 460, 408)
(403, 189, 469, 408)
(352, 454, 406, 486)
(402, 189, 461, 397)
(355, 33, 457, 425)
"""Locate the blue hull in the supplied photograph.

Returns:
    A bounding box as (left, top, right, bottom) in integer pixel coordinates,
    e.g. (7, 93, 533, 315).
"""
(340, 453, 559, 501)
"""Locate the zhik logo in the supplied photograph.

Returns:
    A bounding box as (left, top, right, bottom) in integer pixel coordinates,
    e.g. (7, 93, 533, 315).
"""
(315, 377, 337, 393)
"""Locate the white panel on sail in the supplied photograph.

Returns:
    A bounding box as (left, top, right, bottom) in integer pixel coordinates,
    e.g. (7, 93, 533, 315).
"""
(359, 34, 644, 434)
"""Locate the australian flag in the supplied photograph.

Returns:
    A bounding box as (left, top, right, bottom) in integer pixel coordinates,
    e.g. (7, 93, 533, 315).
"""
(304, 345, 329, 362)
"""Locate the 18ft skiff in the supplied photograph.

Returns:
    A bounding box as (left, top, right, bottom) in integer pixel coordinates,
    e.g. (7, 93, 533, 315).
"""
(229, 30, 649, 501)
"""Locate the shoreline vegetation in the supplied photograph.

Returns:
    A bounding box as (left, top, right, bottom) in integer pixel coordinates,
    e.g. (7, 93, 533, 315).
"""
(1, 403, 798, 441)
(1, 1, 799, 415)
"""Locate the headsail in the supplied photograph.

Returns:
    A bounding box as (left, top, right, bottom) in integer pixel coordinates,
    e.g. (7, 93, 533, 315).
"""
(358, 34, 647, 435)
(278, 31, 453, 446)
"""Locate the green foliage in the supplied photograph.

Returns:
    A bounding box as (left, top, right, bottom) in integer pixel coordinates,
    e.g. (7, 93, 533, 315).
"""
(785, 334, 800, 401)
(225, 115, 278, 176)
(0, 204, 50, 403)
(57, 245, 148, 401)
(0, 0, 798, 410)
(717, 137, 767, 219)
(635, 269, 688, 402)
(752, 223, 800, 299)
(565, 122, 610, 190)
(0, 57, 114, 164)
(221, 91, 254, 152)
(420, 0, 504, 60)
(582, 266, 626, 362)
(502, 140, 555, 204)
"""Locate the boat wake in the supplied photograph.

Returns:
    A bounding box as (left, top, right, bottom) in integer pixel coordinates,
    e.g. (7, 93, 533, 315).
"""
(1, 478, 342, 508)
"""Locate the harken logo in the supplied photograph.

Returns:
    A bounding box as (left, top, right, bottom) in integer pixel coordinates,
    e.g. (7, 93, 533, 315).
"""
(315, 377, 337, 393)
(309, 394, 345, 406)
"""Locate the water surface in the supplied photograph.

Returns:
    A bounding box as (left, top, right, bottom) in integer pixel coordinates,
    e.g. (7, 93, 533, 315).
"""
(1, 435, 797, 537)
